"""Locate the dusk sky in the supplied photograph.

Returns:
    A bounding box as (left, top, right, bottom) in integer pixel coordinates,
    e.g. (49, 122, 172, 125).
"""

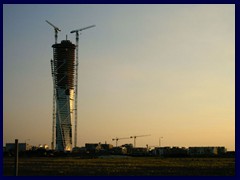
(3, 4, 235, 150)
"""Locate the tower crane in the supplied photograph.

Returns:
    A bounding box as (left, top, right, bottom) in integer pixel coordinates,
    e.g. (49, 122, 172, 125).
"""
(70, 25, 96, 148)
(70, 25, 96, 34)
(112, 137, 131, 147)
(46, 19, 61, 150)
(46, 20, 61, 44)
(130, 134, 151, 147)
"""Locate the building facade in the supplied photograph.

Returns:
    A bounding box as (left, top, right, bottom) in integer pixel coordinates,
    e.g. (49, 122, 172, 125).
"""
(51, 40, 76, 151)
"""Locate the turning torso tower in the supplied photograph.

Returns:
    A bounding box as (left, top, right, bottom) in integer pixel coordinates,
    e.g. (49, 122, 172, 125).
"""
(51, 40, 76, 151)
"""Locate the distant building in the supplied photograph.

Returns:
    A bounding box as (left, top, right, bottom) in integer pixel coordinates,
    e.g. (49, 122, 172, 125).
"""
(85, 143, 114, 154)
(154, 147, 188, 157)
(169, 147, 188, 157)
(188, 147, 218, 156)
(6, 143, 32, 152)
(85, 143, 101, 153)
(216, 147, 227, 155)
(152, 146, 227, 157)
(101, 143, 113, 150)
(38, 144, 49, 150)
(111, 147, 128, 155)
(121, 144, 133, 154)
(131, 147, 148, 156)
(72, 147, 87, 153)
(154, 146, 170, 156)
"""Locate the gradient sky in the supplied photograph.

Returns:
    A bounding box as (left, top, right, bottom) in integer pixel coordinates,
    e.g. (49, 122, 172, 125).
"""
(3, 4, 235, 150)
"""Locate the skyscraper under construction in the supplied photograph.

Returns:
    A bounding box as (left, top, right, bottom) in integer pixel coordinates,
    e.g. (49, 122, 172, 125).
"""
(47, 20, 95, 152)
(51, 40, 76, 151)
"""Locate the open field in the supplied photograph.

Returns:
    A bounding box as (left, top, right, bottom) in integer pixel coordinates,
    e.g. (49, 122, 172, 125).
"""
(3, 156, 235, 176)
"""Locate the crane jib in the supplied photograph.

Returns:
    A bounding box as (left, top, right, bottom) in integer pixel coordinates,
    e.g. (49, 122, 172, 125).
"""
(70, 25, 96, 33)
(46, 20, 61, 31)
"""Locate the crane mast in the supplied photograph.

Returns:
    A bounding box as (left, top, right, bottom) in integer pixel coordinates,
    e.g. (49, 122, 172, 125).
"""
(46, 20, 61, 44)
(130, 134, 151, 147)
(70, 25, 96, 148)
(112, 137, 130, 147)
(50, 59, 56, 150)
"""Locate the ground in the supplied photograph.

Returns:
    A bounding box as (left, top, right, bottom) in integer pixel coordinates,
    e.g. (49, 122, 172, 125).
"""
(3, 156, 235, 176)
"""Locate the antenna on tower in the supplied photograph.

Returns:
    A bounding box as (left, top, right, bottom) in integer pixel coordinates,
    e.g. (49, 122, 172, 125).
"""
(70, 25, 96, 148)
(46, 20, 61, 44)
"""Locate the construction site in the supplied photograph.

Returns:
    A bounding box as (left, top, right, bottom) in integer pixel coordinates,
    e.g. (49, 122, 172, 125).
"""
(45, 21, 164, 154)
(3, 3, 235, 176)
(3, 142, 235, 176)
(4, 20, 234, 158)
(46, 20, 97, 152)
(3, 18, 235, 176)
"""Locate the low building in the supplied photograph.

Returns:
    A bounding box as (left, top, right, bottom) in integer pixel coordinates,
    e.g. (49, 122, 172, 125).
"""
(101, 143, 113, 151)
(131, 147, 148, 156)
(111, 147, 127, 155)
(188, 147, 218, 156)
(154, 146, 170, 156)
(6, 143, 32, 152)
(85, 143, 101, 153)
(217, 147, 227, 155)
(72, 147, 87, 154)
(121, 144, 133, 154)
(154, 147, 188, 157)
(168, 147, 188, 157)
(38, 144, 49, 150)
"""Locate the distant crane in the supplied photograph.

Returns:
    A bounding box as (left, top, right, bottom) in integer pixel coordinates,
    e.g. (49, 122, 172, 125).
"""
(45, 20, 61, 44)
(112, 137, 131, 147)
(70, 25, 96, 148)
(130, 134, 151, 147)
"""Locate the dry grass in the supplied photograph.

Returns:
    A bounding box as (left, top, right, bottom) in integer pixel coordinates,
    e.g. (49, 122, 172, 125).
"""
(3, 156, 235, 176)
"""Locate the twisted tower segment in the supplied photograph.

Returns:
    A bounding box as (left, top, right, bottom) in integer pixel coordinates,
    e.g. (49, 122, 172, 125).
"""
(52, 40, 76, 151)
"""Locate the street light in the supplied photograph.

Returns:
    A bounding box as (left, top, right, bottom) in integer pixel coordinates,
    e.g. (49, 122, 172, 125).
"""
(159, 137, 163, 147)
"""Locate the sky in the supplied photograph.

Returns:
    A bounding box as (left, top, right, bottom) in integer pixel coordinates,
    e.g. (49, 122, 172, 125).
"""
(3, 4, 235, 150)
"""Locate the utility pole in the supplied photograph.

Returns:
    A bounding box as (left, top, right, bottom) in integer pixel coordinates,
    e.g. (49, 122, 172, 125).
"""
(14, 139, 19, 176)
